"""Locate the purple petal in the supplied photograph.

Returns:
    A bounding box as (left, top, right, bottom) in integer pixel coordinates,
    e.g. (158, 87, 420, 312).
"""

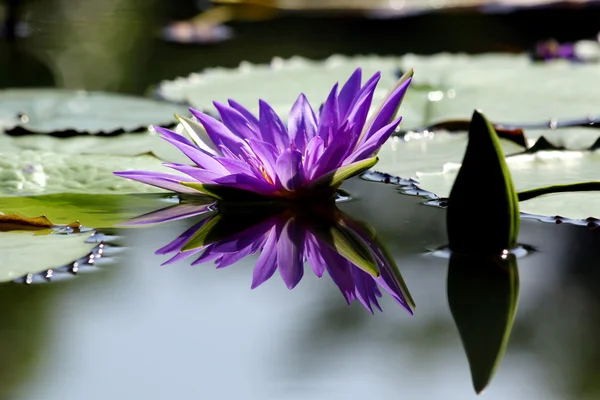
(275, 148, 305, 191)
(113, 171, 199, 194)
(228, 99, 260, 131)
(319, 245, 356, 305)
(190, 107, 251, 155)
(247, 138, 278, 183)
(215, 239, 265, 269)
(259, 100, 289, 152)
(338, 68, 362, 120)
(215, 156, 259, 176)
(302, 136, 325, 176)
(277, 218, 305, 289)
(353, 266, 383, 314)
(357, 72, 381, 99)
(344, 117, 402, 165)
(308, 121, 356, 180)
(163, 163, 224, 183)
(288, 93, 317, 152)
(305, 233, 325, 278)
(156, 126, 229, 174)
(123, 203, 214, 226)
(251, 226, 279, 289)
(214, 101, 261, 141)
(213, 173, 277, 195)
(362, 77, 411, 146)
(156, 219, 211, 255)
(317, 83, 339, 146)
(191, 244, 224, 265)
(162, 248, 205, 266)
(343, 74, 379, 138)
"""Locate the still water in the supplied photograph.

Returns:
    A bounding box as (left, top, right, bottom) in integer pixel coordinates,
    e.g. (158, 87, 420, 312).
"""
(2, 1, 600, 399)
(3, 177, 600, 400)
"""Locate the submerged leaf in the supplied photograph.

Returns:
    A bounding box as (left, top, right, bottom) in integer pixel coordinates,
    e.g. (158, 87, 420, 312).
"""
(0, 193, 173, 228)
(447, 110, 519, 254)
(447, 253, 520, 394)
(0, 230, 98, 283)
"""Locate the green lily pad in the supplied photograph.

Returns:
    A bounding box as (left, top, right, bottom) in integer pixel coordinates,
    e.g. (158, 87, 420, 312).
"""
(0, 89, 189, 135)
(0, 193, 175, 228)
(0, 131, 189, 164)
(0, 230, 97, 283)
(155, 54, 600, 133)
(397, 53, 600, 124)
(155, 55, 429, 129)
(0, 149, 170, 196)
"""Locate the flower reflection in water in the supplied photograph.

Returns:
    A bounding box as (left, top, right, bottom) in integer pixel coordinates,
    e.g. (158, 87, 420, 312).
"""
(126, 200, 414, 314)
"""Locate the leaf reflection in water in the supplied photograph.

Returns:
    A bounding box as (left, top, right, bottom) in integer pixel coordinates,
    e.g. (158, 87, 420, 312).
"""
(124, 200, 415, 314)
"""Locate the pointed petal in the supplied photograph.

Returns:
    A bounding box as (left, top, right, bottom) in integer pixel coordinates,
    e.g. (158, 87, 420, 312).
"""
(308, 121, 356, 180)
(190, 107, 250, 155)
(317, 83, 339, 146)
(228, 99, 260, 131)
(343, 74, 379, 142)
(122, 203, 214, 226)
(213, 173, 278, 195)
(308, 156, 378, 190)
(305, 233, 325, 278)
(259, 100, 289, 151)
(338, 68, 362, 120)
(275, 148, 305, 191)
(156, 219, 213, 255)
(247, 138, 278, 182)
(344, 118, 402, 165)
(163, 163, 225, 183)
(251, 226, 279, 289)
(175, 115, 222, 156)
(353, 266, 383, 314)
(180, 181, 273, 200)
(162, 248, 205, 266)
(214, 101, 261, 141)
(155, 126, 229, 174)
(302, 136, 325, 176)
(113, 170, 199, 194)
(288, 93, 317, 152)
(361, 71, 412, 146)
(277, 218, 305, 289)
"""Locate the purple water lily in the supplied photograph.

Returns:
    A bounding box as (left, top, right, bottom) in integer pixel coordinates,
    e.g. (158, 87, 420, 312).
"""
(125, 202, 414, 314)
(115, 68, 413, 200)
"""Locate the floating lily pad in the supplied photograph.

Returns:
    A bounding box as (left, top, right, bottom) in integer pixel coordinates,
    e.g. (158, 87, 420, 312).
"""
(155, 53, 600, 132)
(376, 131, 600, 220)
(0, 230, 97, 283)
(155, 55, 429, 129)
(0, 149, 170, 196)
(0, 131, 189, 164)
(397, 53, 600, 125)
(0, 193, 175, 228)
(0, 89, 189, 135)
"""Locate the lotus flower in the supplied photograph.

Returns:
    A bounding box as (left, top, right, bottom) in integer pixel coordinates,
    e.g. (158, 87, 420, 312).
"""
(115, 68, 413, 200)
(125, 202, 414, 314)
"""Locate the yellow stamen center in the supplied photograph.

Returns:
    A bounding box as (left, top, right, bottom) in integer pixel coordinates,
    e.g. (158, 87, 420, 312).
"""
(259, 165, 274, 185)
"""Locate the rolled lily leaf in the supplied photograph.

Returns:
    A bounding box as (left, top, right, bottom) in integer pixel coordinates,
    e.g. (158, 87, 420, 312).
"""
(447, 110, 520, 254)
(123, 201, 414, 314)
(447, 252, 520, 394)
